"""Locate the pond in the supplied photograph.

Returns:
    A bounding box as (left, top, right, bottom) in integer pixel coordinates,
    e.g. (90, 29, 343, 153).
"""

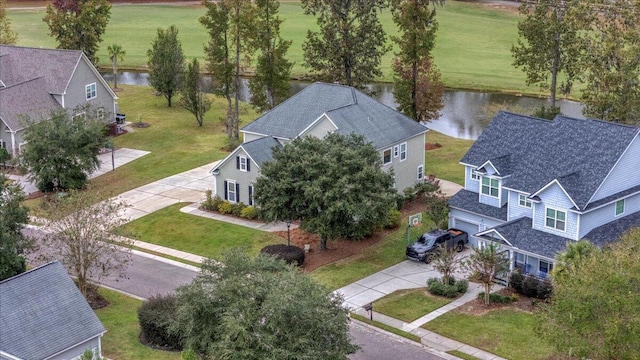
(102, 71, 584, 140)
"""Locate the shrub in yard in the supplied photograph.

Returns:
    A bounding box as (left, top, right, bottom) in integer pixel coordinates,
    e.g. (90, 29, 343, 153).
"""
(240, 206, 260, 220)
(231, 202, 245, 216)
(261, 244, 305, 266)
(522, 276, 541, 298)
(218, 201, 234, 215)
(202, 191, 223, 211)
(385, 208, 402, 229)
(508, 271, 524, 293)
(508, 271, 553, 300)
(537, 280, 554, 300)
(427, 277, 464, 298)
(456, 279, 469, 293)
(477, 292, 512, 304)
(137, 294, 182, 350)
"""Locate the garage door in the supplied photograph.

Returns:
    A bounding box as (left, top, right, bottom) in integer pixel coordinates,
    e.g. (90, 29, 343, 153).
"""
(452, 219, 480, 247)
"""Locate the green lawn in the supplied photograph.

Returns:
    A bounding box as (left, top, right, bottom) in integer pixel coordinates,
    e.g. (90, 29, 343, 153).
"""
(374, 288, 452, 323)
(350, 314, 421, 343)
(425, 130, 474, 185)
(422, 308, 555, 360)
(7, 2, 546, 94)
(96, 288, 181, 360)
(311, 215, 433, 290)
(119, 203, 284, 259)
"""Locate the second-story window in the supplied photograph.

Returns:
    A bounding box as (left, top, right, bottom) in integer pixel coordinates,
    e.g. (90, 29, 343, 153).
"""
(470, 171, 480, 181)
(545, 208, 566, 231)
(518, 194, 532, 208)
(481, 177, 499, 197)
(86, 83, 97, 100)
(400, 142, 407, 161)
(615, 199, 625, 216)
(383, 148, 392, 165)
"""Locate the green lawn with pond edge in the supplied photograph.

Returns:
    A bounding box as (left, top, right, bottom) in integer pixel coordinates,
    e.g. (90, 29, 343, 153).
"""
(7, 1, 566, 95)
(118, 202, 284, 259)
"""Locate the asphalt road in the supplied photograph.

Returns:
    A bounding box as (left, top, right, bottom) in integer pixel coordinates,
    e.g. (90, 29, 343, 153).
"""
(24, 227, 446, 360)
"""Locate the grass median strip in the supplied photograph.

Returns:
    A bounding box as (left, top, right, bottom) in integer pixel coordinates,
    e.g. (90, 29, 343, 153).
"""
(373, 288, 452, 323)
(118, 203, 283, 260)
(446, 350, 481, 360)
(350, 314, 421, 343)
(422, 308, 554, 360)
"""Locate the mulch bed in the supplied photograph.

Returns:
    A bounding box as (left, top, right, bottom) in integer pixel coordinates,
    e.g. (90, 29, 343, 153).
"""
(86, 285, 110, 310)
(457, 287, 540, 316)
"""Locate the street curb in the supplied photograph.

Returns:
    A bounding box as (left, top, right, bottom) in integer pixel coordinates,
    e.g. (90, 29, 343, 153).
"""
(130, 249, 200, 272)
(349, 318, 462, 360)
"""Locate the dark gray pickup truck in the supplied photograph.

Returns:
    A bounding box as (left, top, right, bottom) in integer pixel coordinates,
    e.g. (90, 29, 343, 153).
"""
(406, 228, 469, 263)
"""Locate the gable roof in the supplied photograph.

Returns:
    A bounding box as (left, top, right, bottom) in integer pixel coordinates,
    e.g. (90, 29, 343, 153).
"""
(212, 136, 282, 173)
(0, 77, 62, 131)
(461, 111, 640, 210)
(0, 261, 106, 360)
(241, 82, 427, 149)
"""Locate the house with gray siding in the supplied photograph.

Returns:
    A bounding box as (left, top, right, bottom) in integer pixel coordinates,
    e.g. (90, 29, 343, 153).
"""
(0, 261, 106, 360)
(0, 45, 118, 157)
(211, 82, 428, 204)
(448, 111, 640, 278)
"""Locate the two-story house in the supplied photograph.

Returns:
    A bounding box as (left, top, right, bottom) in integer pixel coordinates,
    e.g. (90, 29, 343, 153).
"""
(448, 111, 640, 278)
(210, 82, 428, 204)
(0, 45, 118, 157)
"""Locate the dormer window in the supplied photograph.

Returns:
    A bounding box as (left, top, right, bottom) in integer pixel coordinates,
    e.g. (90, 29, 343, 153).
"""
(518, 194, 532, 208)
(481, 177, 499, 197)
(545, 208, 566, 231)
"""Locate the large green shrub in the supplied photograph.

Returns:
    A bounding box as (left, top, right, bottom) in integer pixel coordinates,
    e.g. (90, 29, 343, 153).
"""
(240, 206, 260, 220)
(137, 294, 182, 350)
(217, 201, 234, 215)
(427, 277, 466, 298)
(477, 292, 512, 303)
(508, 271, 553, 300)
(384, 208, 402, 229)
(202, 191, 223, 211)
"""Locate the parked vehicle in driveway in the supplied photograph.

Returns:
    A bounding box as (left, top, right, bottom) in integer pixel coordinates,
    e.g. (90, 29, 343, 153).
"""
(406, 229, 469, 263)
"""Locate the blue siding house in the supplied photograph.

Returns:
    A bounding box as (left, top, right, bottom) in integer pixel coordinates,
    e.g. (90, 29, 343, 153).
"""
(448, 111, 640, 278)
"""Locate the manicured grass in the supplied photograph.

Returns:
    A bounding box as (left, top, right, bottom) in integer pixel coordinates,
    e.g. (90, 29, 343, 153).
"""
(447, 350, 481, 360)
(350, 314, 421, 343)
(119, 203, 283, 259)
(422, 308, 554, 360)
(7, 2, 548, 94)
(311, 215, 433, 290)
(425, 130, 474, 186)
(373, 288, 452, 323)
(95, 288, 181, 360)
(88, 84, 255, 196)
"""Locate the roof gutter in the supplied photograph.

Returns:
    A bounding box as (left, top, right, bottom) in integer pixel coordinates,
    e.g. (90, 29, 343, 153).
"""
(0, 350, 23, 360)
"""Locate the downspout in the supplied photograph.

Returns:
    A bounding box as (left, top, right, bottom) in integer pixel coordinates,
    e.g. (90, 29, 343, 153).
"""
(10, 130, 16, 157)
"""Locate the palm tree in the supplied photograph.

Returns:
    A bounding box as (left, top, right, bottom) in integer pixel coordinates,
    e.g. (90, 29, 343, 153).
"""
(107, 44, 126, 90)
(463, 243, 509, 305)
(553, 240, 597, 281)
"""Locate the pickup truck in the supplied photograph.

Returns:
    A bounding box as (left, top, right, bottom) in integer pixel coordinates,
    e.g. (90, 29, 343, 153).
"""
(406, 228, 469, 263)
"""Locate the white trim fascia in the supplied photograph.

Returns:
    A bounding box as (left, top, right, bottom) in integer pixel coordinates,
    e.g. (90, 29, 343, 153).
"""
(62, 55, 81, 96)
(570, 190, 640, 214)
(0, 350, 22, 360)
(449, 206, 506, 223)
(502, 186, 530, 195)
(587, 131, 640, 205)
(478, 160, 500, 176)
(298, 113, 338, 137)
(576, 212, 581, 239)
(238, 145, 262, 171)
(0, 116, 15, 132)
(77, 53, 118, 100)
(459, 161, 476, 168)
(240, 130, 290, 143)
(475, 228, 511, 245)
(43, 332, 106, 360)
(509, 246, 557, 263)
(532, 179, 580, 210)
(210, 146, 244, 174)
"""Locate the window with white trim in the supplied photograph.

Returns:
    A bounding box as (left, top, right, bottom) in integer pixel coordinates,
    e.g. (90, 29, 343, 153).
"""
(545, 208, 566, 231)
(239, 156, 248, 172)
(518, 194, 532, 208)
(393, 145, 399, 158)
(481, 177, 499, 197)
(86, 83, 97, 100)
(615, 199, 625, 216)
(417, 165, 424, 181)
(470, 171, 480, 181)
(96, 108, 104, 120)
(399, 142, 407, 161)
(383, 148, 392, 165)
(539, 260, 553, 277)
(227, 180, 237, 203)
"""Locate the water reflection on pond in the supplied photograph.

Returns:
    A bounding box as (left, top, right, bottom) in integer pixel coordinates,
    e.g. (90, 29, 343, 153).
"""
(103, 72, 584, 140)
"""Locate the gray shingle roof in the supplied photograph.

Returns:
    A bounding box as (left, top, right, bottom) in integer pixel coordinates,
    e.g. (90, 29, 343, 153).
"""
(480, 217, 570, 259)
(241, 82, 427, 149)
(461, 111, 640, 210)
(0, 261, 106, 360)
(585, 210, 640, 248)
(0, 77, 62, 131)
(241, 136, 282, 168)
(448, 189, 508, 221)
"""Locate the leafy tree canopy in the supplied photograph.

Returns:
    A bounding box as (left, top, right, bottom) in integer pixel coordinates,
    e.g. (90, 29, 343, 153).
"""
(0, 0, 17, 45)
(540, 230, 640, 359)
(172, 250, 358, 359)
(393, 57, 444, 122)
(147, 25, 185, 107)
(302, 0, 390, 89)
(0, 174, 30, 280)
(43, 0, 111, 64)
(180, 58, 211, 127)
(19, 107, 108, 192)
(255, 133, 396, 250)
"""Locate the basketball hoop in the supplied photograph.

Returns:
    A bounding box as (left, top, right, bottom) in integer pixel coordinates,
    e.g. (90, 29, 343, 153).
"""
(408, 213, 422, 228)
(412, 218, 421, 227)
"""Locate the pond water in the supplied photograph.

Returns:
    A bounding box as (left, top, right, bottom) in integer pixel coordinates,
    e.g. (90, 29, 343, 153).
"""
(102, 71, 584, 140)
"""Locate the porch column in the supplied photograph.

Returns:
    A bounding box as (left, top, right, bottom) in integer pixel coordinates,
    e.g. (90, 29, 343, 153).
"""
(10, 131, 16, 157)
